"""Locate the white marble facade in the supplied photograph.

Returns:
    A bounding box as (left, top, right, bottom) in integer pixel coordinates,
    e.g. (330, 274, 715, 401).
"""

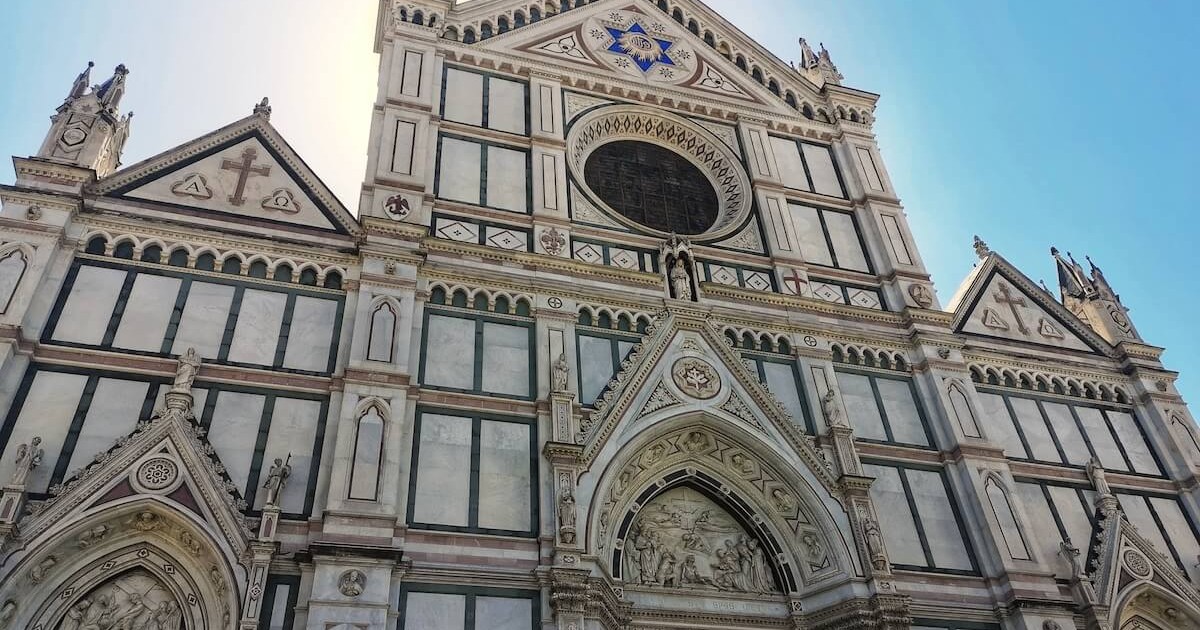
(0, 2, 1198, 630)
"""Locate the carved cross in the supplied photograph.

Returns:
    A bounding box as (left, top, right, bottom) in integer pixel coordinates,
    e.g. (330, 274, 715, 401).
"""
(781, 268, 807, 295)
(994, 282, 1029, 334)
(220, 147, 271, 206)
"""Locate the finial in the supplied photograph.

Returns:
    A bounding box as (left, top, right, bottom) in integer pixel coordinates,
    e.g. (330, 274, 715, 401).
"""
(1039, 279, 1052, 294)
(113, 63, 129, 76)
(68, 61, 95, 100)
(972, 235, 991, 260)
(1050, 246, 1059, 256)
(253, 97, 272, 119)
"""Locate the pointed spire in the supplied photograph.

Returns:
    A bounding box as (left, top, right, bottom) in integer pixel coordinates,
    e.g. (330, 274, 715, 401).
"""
(1051, 247, 1141, 344)
(972, 235, 991, 260)
(253, 97, 272, 119)
(1052, 246, 1090, 299)
(94, 64, 130, 109)
(798, 38, 819, 69)
(67, 61, 94, 101)
(815, 42, 843, 85)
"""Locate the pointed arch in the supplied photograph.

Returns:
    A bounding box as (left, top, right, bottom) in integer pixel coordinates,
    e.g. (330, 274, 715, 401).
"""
(0, 243, 32, 314)
(983, 473, 1031, 561)
(367, 296, 400, 362)
(946, 379, 982, 438)
(349, 398, 389, 501)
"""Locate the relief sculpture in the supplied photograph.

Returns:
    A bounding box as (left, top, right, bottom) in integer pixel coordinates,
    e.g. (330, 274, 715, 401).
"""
(56, 568, 182, 630)
(622, 487, 777, 593)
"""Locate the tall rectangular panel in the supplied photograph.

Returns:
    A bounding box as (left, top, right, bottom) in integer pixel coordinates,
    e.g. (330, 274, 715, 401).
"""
(487, 77, 526, 135)
(876, 378, 928, 446)
(1149, 497, 1200, 581)
(541, 154, 558, 209)
(52, 266, 126, 345)
(404, 592, 466, 630)
(283, 296, 338, 372)
(422, 314, 476, 390)
(1117, 494, 1172, 557)
(442, 68, 483, 126)
(1046, 485, 1092, 552)
(401, 50, 424, 97)
(255, 397, 322, 512)
(856, 146, 884, 191)
(481, 322, 530, 397)
(907, 469, 973, 570)
(0, 371, 88, 492)
(1014, 482, 1064, 569)
(412, 414, 473, 526)
(66, 377, 148, 473)
(976, 393, 1026, 457)
(1107, 411, 1161, 475)
(112, 274, 181, 351)
(578, 335, 614, 405)
(823, 211, 869, 272)
(391, 120, 417, 175)
(227, 289, 287, 366)
(762, 362, 806, 429)
(788, 203, 833, 267)
(207, 391, 267, 493)
(835, 372, 887, 441)
(486, 146, 528, 212)
(862, 464, 926, 566)
(477, 420, 532, 531)
(438, 138, 482, 205)
(1009, 398, 1059, 462)
(1042, 402, 1091, 465)
(171, 282, 235, 359)
(1075, 407, 1127, 470)
(802, 143, 843, 197)
(769, 136, 808, 190)
(880, 214, 913, 265)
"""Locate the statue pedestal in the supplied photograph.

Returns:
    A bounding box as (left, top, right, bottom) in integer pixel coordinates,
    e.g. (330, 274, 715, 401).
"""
(0, 485, 25, 525)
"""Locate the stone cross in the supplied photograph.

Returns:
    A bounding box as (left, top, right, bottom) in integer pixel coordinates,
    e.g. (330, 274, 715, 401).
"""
(220, 147, 271, 206)
(993, 282, 1029, 334)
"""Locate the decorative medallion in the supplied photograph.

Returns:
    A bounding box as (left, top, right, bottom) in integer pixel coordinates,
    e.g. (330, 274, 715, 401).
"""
(539, 227, 567, 256)
(261, 188, 301, 214)
(672, 358, 720, 399)
(136, 456, 180, 492)
(338, 569, 368, 597)
(1123, 549, 1152, 578)
(603, 22, 675, 73)
(170, 173, 214, 200)
(384, 193, 411, 221)
(907, 284, 933, 308)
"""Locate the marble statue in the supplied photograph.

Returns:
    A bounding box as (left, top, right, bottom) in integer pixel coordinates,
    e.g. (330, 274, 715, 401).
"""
(10, 436, 43, 487)
(862, 516, 888, 571)
(821, 388, 844, 427)
(338, 569, 367, 597)
(552, 352, 570, 393)
(262, 455, 292, 506)
(558, 486, 577, 544)
(669, 258, 692, 301)
(171, 347, 200, 394)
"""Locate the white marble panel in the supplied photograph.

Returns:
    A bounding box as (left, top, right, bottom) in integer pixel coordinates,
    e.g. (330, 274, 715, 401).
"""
(404, 592, 465, 630)
(1046, 485, 1092, 552)
(413, 414, 472, 526)
(66, 378, 148, 473)
(227, 289, 287, 366)
(769, 136, 809, 190)
(53, 265, 126, 345)
(1117, 494, 1171, 557)
(906, 469, 973, 570)
(392, 120, 417, 175)
(268, 584, 291, 630)
(762, 362, 806, 428)
(1107, 411, 1161, 475)
(802, 143, 842, 197)
(862, 464, 925, 566)
(423, 314, 476, 390)
(486, 146, 528, 212)
(856, 146, 884, 192)
(880, 214, 913, 266)
(478, 420, 532, 531)
(171, 282, 235, 359)
(283, 296, 338, 372)
(986, 478, 1030, 560)
(443, 68, 483, 126)
(401, 50, 424, 97)
(438, 138, 482, 205)
(367, 303, 397, 362)
(112, 274, 181, 352)
(1009, 398, 1058, 462)
(350, 407, 384, 501)
(823, 211, 869, 272)
(475, 596, 532, 630)
(488, 77, 526, 135)
(977, 393, 1025, 457)
(255, 397, 321, 512)
(0, 251, 27, 312)
(1042, 402, 1091, 465)
(1014, 481, 1062, 568)
(788, 203, 833, 267)
(578, 335, 614, 405)
(0, 371, 88, 492)
(208, 391, 267, 493)
(835, 372, 887, 441)
(1075, 407, 1127, 470)
(481, 322, 530, 397)
(1149, 497, 1200, 581)
(876, 378, 927, 446)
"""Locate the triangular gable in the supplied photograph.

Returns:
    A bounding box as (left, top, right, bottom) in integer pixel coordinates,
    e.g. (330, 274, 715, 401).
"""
(579, 310, 838, 495)
(494, 4, 780, 108)
(950, 255, 1113, 356)
(89, 114, 361, 236)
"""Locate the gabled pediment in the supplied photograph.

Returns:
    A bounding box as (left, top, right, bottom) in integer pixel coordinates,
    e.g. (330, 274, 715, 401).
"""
(949, 254, 1113, 356)
(485, 3, 799, 110)
(89, 113, 360, 236)
(579, 310, 838, 495)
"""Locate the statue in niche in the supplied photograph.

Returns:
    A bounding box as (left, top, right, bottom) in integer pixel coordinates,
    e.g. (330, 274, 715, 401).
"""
(621, 487, 778, 593)
(171, 347, 201, 394)
(820, 388, 845, 428)
(862, 514, 888, 571)
(669, 258, 693, 301)
(552, 352, 570, 393)
(262, 455, 292, 506)
(10, 436, 43, 487)
(558, 486, 577, 544)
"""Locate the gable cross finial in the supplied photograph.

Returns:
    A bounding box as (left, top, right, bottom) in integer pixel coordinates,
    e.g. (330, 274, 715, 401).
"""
(972, 235, 991, 260)
(254, 96, 272, 119)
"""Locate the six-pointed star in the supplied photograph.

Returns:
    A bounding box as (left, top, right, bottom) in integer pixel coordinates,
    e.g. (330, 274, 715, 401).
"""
(606, 23, 676, 72)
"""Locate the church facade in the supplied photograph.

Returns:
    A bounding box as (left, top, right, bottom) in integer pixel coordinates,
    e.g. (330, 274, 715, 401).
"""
(1, 1, 1199, 628)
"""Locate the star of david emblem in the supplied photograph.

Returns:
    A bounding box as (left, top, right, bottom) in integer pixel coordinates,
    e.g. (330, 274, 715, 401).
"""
(605, 23, 675, 73)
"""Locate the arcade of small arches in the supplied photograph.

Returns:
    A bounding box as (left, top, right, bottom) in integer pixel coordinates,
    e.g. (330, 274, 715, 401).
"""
(968, 362, 1132, 404)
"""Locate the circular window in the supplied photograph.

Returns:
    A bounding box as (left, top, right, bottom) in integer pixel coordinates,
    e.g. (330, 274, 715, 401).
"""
(566, 105, 752, 241)
(583, 141, 719, 235)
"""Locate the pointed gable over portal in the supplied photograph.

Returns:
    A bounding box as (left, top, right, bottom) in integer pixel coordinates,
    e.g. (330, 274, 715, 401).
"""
(90, 109, 360, 236)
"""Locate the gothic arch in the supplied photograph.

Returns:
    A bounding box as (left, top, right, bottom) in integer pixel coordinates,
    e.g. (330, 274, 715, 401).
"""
(1113, 582, 1200, 629)
(0, 498, 242, 630)
(585, 414, 859, 597)
(0, 242, 33, 314)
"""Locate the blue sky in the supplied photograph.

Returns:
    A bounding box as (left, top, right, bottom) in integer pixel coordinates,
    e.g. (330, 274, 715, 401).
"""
(1, 1, 1197, 405)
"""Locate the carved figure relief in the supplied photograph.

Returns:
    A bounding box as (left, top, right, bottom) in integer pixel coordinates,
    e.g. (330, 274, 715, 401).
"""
(77, 524, 110, 549)
(10, 435, 43, 487)
(384, 193, 411, 221)
(672, 358, 719, 400)
(338, 569, 367, 597)
(56, 568, 181, 630)
(622, 487, 777, 593)
(907, 283, 934, 308)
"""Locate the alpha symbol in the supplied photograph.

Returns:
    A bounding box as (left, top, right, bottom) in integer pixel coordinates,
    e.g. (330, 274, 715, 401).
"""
(220, 147, 272, 206)
(980, 307, 1009, 331)
(170, 173, 213, 200)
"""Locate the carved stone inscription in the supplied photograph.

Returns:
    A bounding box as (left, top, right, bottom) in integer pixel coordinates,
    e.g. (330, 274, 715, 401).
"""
(623, 487, 777, 593)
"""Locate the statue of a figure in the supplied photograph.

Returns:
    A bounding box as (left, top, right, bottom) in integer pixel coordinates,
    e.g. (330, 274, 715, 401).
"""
(552, 352, 570, 393)
(821, 388, 845, 427)
(171, 347, 201, 394)
(1060, 538, 1083, 577)
(670, 258, 693, 301)
(1086, 457, 1110, 496)
(10, 436, 43, 487)
(262, 455, 292, 506)
(558, 487, 577, 544)
(862, 515, 888, 571)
